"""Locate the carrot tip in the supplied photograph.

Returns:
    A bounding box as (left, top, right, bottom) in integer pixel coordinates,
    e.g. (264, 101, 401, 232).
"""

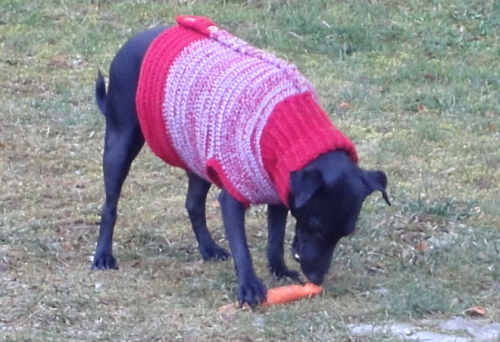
(262, 283, 323, 306)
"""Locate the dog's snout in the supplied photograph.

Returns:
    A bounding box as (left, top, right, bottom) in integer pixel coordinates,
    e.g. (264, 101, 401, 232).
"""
(305, 272, 324, 285)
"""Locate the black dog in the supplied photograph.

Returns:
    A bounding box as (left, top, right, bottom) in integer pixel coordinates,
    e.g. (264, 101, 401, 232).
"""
(92, 17, 390, 306)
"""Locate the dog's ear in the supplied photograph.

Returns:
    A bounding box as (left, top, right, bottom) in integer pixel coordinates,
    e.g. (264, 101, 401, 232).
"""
(361, 170, 391, 205)
(290, 168, 324, 209)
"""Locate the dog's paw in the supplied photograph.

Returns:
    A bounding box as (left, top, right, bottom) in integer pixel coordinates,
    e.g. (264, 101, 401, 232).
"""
(237, 277, 267, 307)
(91, 253, 119, 270)
(269, 264, 303, 283)
(200, 245, 230, 261)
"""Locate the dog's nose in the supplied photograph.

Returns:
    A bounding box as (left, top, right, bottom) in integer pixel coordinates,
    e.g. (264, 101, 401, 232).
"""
(305, 272, 324, 285)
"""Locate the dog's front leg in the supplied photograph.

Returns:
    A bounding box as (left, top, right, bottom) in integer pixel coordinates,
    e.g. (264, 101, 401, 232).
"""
(267, 204, 301, 282)
(218, 190, 266, 306)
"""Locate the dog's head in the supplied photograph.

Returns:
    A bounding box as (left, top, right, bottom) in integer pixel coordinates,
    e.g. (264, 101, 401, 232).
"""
(289, 151, 390, 284)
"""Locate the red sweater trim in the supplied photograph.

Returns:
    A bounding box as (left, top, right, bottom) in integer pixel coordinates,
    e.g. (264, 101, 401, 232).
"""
(206, 159, 251, 207)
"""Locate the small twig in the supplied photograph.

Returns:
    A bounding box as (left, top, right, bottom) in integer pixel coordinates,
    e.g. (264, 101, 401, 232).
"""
(288, 31, 303, 40)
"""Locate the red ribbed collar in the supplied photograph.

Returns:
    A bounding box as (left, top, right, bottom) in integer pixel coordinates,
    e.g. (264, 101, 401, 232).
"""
(260, 92, 358, 206)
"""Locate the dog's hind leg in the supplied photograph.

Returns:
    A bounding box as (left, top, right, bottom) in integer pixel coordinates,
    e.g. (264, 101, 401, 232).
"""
(92, 125, 144, 270)
(185, 172, 230, 261)
(92, 26, 168, 270)
(92, 121, 145, 270)
(92, 68, 145, 269)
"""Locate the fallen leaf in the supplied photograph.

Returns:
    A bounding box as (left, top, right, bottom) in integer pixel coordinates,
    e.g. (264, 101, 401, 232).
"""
(485, 110, 497, 118)
(414, 241, 428, 252)
(465, 306, 487, 317)
(62, 241, 74, 252)
(417, 103, 428, 112)
(401, 232, 420, 243)
(217, 303, 250, 315)
(217, 303, 238, 314)
(339, 102, 352, 110)
(487, 124, 496, 132)
(48, 55, 71, 69)
(423, 73, 436, 80)
(0, 142, 6, 149)
(426, 51, 436, 59)
(367, 265, 382, 274)
(193, 260, 205, 268)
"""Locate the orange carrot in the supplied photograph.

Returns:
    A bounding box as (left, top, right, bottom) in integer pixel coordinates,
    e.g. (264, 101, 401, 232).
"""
(262, 283, 323, 306)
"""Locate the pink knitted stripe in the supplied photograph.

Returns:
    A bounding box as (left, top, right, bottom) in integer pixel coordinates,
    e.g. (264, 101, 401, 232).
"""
(210, 29, 313, 93)
(163, 26, 314, 204)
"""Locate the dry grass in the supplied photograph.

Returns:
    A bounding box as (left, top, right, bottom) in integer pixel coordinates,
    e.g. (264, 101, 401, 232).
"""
(1, 0, 499, 340)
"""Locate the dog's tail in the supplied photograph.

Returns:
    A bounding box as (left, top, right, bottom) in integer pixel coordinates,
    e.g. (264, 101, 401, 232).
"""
(95, 69, 106, 116)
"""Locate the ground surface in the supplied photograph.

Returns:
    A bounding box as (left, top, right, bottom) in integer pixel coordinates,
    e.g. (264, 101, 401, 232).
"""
(1, 0, 499, 341)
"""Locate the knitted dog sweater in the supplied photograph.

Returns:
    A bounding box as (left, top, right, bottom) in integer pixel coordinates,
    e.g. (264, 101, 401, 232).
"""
(136, 16, 358, 207)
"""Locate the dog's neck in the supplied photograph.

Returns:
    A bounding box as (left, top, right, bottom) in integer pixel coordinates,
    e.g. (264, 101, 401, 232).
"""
(261, 92, 358, 206)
